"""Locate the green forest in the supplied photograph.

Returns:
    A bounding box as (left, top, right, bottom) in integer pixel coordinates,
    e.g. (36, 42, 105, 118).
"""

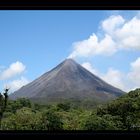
(0, 88, 140, 130)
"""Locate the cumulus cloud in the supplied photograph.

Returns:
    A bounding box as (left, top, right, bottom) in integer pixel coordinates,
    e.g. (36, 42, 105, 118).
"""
(82, 62, 98, 75)
(5, 77, 29, 92)
(68, 13, 140, 91)
(81, 58, 140, 92)
(102, 15, 125, 35)
(115, 16, 140, 50)
(68, 34, 117, 58)
(0, 61, 26, 80)
(127, 57, 140, 87)
(101, 68, 126, 91)
(68, 14, 140, 58)
(82, 62, 126, 91)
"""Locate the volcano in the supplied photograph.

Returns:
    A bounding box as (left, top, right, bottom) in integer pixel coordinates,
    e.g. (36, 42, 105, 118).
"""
(10, 59, 124, 103)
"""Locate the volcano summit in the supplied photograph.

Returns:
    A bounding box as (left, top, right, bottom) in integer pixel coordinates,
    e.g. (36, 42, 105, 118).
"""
(10, 59, 124, 103)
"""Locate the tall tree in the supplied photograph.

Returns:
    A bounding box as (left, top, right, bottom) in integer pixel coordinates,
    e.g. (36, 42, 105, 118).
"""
(0, 88, 9, 129)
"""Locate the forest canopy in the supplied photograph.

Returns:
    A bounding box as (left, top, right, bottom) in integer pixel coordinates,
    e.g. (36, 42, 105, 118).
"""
(0, 88, 140, 130)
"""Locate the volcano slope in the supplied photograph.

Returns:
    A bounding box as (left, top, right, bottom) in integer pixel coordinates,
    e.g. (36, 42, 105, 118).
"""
(10, 59, 125, 104)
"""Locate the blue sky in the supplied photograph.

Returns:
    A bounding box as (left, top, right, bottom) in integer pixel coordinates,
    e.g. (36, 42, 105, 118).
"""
(0, 10, 140, 93)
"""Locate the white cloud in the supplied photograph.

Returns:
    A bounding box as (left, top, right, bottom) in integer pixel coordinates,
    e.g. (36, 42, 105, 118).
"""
(0, 61, 26, 80)
(82, 62, 133, 92)
(69, 14, 140, 58)
(82, 62, 98, 75)
(102, 15, 125, 35)
(102, 15, 140, 50)
(115, 16, 140, 50)
(127, 57, 140, 87)
(68, 34, 117, 58)
(82, 61, 126, 91)
(101, 68, 126, 91)
(81, 61, 139, 92)
(5, 77, 29, 92)
(68, 13, 140, 92)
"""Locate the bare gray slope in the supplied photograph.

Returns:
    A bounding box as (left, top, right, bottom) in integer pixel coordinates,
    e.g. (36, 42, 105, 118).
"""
(10, 59, 124, 103)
